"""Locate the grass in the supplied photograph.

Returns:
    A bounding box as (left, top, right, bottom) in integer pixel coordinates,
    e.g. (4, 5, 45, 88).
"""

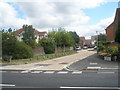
(2, 50, 77, 64)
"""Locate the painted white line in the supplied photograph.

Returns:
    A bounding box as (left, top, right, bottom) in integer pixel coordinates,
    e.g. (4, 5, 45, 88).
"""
(60, 86, 118, 89)
(0, 84, 15, 87)
(87, 67, 101, 69)
(89, 63, 98, 65)
(101, 68, 118, 70)
(44, 71, 55, 74)
(0, 71, 7, 73)
(97, 72, 115, 74)
(72, 71, 82, 74)
(57, 71, 68, 74)
(21, 70, 29, 73)
(31, 71, 42, 73)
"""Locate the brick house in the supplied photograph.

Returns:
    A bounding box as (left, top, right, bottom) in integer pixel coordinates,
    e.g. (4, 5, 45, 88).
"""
(105, 8, 120, 42)
(14, 28, 48, 43)
(79, 37, 92, 47)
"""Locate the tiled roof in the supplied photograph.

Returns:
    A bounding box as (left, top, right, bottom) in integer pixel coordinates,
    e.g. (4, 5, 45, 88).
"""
(14, 29, 23, 35)
(14, 28, 47, 36)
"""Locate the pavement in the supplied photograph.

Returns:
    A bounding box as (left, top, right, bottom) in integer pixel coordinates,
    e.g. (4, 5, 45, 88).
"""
(0, 49, 96, 71)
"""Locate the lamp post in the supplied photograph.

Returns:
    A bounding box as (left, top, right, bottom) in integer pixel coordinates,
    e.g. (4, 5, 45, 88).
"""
(96, 31, 99, 53)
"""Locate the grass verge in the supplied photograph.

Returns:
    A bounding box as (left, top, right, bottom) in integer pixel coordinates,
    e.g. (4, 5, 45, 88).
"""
(2, 50, 77, 64)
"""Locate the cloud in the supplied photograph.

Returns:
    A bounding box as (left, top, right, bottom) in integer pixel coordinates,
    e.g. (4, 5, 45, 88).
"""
(0, 0, 116, 38)
(0, 2, 28, 29)
(65, 15, 114, 39)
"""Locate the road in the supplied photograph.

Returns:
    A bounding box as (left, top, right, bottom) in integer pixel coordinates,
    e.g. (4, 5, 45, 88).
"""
(1, 49, 119, 89)
(1, 70, 118, 89)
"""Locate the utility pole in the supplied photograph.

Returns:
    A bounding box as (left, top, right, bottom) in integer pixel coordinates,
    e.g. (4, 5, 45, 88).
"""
(96, 31, 99, 53)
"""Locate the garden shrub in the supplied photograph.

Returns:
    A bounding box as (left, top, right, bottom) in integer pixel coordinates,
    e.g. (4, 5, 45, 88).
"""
(13, 41, 34, 59)
(39, 38, 55, 54)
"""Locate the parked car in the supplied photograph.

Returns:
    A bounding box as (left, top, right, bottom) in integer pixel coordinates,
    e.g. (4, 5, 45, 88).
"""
(94, 46, 97, 49)
(83, 46, 88, 49)
(75, 46, 81, 51)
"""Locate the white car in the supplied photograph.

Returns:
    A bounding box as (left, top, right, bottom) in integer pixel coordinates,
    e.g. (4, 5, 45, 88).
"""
(94, 46, 97, 49)
(83, 46, 88, 49)
(75, 47, 81, 50)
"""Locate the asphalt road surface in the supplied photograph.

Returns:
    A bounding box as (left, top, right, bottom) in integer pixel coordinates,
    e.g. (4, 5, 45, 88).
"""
(68, 53, 119, 71)
(1, 70, 118, 89)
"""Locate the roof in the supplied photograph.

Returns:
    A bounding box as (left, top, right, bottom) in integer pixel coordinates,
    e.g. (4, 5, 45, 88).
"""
(105, 8, 120, 30)
(14, 29, 23, 35)
(14, 28, 47, 36)
(105, 22, 114, 30)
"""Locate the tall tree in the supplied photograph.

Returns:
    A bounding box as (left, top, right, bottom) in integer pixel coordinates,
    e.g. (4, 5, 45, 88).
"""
(115, 22, 120, 43)
(98, 33, 106, 41)
(22, 25, 36, 48)
(69, 31, 80, 44)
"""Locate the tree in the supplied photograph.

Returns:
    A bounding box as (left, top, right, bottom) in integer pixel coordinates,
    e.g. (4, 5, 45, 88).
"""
(115, 22, 120, 43)
(98, 33, 106, 41)
(115, 22, 120, 60)
(39, 37, 56, 54)
(69, 31, 80, 44)
(2, 30, 33, 60)
(48, 28, 75, 47)
(22, 25, 37, 48)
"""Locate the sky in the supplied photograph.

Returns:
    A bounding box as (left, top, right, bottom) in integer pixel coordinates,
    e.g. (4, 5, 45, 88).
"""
(0, 0, 119, 39)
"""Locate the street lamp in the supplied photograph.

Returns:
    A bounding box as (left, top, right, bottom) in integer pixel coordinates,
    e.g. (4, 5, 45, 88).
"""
(96, 31, 99, 53)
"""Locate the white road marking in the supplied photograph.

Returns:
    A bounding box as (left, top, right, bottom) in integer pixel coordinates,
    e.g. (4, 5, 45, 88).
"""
(57, 71, 68, 74)
(21, 70, 29, 73)
(60, 86, 118, 89)
(31, 71, 42, 73)
(89, 63, 98, 65)
(101, 68, 118, 70)
(97, 72, 115, 74)
(87, 67, 101, 69)
(0, 71, 7, 73)
(0, 84, 15, 87)
(72, 71, 82, 74)
(44, 71, 55, 74)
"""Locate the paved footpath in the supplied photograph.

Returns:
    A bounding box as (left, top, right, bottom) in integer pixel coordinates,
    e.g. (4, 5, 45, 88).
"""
(0, 49, 96, 71)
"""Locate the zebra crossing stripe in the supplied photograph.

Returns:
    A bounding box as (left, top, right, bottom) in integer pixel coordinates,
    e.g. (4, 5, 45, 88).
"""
(44, 71, 55, 74)
(21, 70, 30, 73)
(31, 71, 42, 73)
(57, 71, 68, 74)
(72, 71, 82, 74)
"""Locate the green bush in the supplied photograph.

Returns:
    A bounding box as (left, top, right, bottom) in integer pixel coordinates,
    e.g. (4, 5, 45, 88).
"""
(110, 46, 119, 56)
(39, 38, 55, 54)
(97, 43, 106, 52)
(13, 41, 34, 59)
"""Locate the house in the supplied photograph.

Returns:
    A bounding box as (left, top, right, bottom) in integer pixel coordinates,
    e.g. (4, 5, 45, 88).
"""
(84, 39, 92, 47)
(79, 37, 86, 47)
(79, 37, 92, 47)
(105, 8, 120, 42)
(14, 28, 48, 43)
